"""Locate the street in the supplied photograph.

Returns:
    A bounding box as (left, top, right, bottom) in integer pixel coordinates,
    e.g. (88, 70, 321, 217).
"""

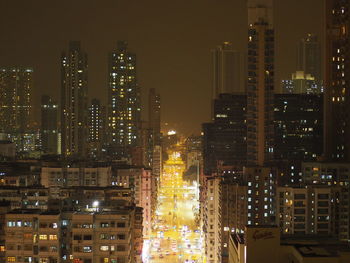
(143, 150, 203, 263)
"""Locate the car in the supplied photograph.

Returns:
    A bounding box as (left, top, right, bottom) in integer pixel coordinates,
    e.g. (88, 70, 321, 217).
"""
(165, 251, 170, 255)
(159, 254, 164, 258)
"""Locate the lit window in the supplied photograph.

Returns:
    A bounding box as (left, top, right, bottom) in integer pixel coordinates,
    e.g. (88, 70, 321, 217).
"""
(39, 258, 49, 263)
(39, 235, 47, 240)
(49, 235, 57, 240)
(83, 246, 92, 253)
(7, 221, 16, 227)
(100, 246, 109, 251)
(23, 221, 32, 227)
(7, 257, 16, 262)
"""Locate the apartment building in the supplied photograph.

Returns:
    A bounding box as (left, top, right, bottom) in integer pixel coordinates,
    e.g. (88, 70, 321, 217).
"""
(204, 175, 222, 263)
(71, 210, 135, 263)
(41, 166, 112, 189)
(3, 208, 141, 263)
(302, 162, 350, 240)
(5, 210, 60, 263)
(111, 166, 152, 239)
(221, 178, 247, 260)
(244, 166, 277, 226)
(0, 186, 49, 210)
(277, 186, 332, 235)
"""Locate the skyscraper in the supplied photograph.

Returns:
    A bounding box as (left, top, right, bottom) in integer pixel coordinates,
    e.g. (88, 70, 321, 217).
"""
(148, 88, 161, 146)
(61, 41, 88, 158)
(281, 71, 322, 94)
(0, 68, 32, 134)
(297, 33, 322, 81)
(246, 0, 274, 166)
(108, 41, 141, 158)
(88, 98, 106, 158)
(41, 95, 58, 154)
(274, 93, 323, 162)
(88, 99, 103, 143)
(202, 93, 246, 175)
(211, 42, 244, 99)
(324, 0, 350, 161)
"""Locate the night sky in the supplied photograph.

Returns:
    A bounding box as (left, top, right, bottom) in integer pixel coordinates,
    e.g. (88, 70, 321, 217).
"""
(0, 0, 322, 135)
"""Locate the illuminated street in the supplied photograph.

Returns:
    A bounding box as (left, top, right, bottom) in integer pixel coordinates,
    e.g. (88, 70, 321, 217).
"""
(144, 149, 203, 263)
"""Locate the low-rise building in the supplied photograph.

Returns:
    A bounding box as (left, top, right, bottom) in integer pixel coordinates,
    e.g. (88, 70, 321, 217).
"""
(3, 207, 141, 263)
(229, 226, 350, 263)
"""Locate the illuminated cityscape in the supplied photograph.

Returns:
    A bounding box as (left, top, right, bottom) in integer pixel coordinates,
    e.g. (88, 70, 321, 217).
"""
(0, 0, 350, 263)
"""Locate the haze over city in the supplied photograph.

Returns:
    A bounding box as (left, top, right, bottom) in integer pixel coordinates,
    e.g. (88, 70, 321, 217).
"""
(1, 0, 322, 134)
(0, 1, 349, 263)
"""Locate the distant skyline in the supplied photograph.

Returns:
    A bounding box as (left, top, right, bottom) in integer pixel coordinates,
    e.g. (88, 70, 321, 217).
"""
(0, 0, 322, 135)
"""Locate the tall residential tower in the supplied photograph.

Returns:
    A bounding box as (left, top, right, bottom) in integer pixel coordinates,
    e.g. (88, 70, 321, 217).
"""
(148, 88, 161, 146)
(324, 0, 350, 161)
(108, 41, 141, 158)
(297, 33, 322, 81)
(211, 42, 244, 99)
(41, 95, 58, 154)
(0, 68, 32, 134)
(61, 41, 88, 158)
(246, 0, 274, 166)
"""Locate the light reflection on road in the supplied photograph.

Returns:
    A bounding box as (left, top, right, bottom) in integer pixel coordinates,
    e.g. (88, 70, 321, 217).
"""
(143, 150, 203, 263)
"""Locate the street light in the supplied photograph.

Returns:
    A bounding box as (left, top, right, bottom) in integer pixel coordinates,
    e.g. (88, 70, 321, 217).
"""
(92, 200, 99, 212)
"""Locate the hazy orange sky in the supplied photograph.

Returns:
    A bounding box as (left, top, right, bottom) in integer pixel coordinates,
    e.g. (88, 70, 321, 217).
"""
(0, 0, 323, 135)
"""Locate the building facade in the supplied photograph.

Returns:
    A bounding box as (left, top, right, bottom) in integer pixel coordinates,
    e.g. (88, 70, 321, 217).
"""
(297, 33, 322, 81)
(274, 93, 323, 162)
(324, 0, 350, 161)
(212, 42, 244, 99)
(202, 93, 246, 175)
(0, 68, 32, 134)
(246, 0, 274, 166)
(61, 41, 89, 158)
(108, 41, 141, 159)
(41, 95, 58, 155)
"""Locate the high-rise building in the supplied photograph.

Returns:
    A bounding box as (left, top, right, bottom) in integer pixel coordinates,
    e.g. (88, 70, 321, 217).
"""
(324, 0, 350, 161)
(277, 186, 334, 236)
(0, 68, 32, 134)
(148, 88, 161, 146)
(281, 71, 322, 94)
(88, 99, 103, 143)
(108, 41, 141, 158)
(202, 93, 247, 175)
(244, 166, 277, 226)
(274, 93, 323, 162)
(41, 95, 58, 154)
(61, 41, 88, 158)
(246, 0, 274, 166)
(88, 98, 106, 158)
(297, 33, 322, 81)
(212, 42, 244, 99)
